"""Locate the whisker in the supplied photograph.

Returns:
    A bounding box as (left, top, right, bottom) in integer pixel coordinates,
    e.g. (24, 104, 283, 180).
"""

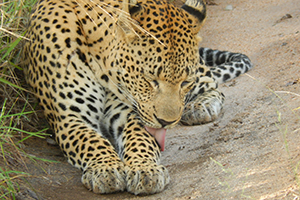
(75, 0, 98, 27)
(80, 0, 164, 46)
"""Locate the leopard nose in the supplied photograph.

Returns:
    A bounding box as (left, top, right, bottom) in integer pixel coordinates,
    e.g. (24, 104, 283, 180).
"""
(156, 118, 177, 127)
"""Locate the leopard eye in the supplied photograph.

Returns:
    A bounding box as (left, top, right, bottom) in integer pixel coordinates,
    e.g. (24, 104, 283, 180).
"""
(181, 80, 195, 89)
(181, 81, 190, 87)
(153, 80, 159, 87)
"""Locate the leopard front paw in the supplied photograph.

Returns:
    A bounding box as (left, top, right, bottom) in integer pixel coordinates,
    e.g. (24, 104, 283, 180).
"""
(181, 91, 224, 126)
(181, 101, 222, 125)
(125, 163, 170, 195)
(81, 161, 126, 194)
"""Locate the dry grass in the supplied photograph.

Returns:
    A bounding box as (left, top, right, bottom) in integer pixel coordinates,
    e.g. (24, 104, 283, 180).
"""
(0, 0, 52, 199)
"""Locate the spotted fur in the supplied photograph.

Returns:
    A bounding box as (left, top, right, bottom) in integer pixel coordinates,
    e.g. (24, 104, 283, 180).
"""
(23, 0, 252, 195)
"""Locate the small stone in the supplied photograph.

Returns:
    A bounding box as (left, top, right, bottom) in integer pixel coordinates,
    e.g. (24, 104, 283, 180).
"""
(46, 137, 58, 145)
(225, 5, 233, 11)
(178, 145, 185, 150)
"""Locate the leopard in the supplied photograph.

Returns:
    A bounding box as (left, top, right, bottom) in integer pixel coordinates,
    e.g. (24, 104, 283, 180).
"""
(23, 0, 253, 195)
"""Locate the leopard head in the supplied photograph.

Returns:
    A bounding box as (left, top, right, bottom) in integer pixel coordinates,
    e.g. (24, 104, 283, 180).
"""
(105, 0, 207, 129)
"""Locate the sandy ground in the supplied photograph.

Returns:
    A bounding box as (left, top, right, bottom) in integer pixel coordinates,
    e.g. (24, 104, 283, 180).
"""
(17, 0, 300, 199)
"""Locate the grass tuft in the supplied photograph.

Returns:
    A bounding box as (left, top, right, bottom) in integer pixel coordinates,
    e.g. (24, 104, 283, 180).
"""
(0, 0, 53, 199)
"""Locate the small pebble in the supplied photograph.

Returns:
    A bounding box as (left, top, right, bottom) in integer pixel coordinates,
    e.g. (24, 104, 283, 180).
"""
(178, 145, 185, 150)
(225, 5, 233, 11)
(46, 137, 58, 145)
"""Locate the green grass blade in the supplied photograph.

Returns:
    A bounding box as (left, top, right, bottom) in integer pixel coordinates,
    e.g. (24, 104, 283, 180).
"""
(0, 34, 23, 62)
(0, 78, 25, 91)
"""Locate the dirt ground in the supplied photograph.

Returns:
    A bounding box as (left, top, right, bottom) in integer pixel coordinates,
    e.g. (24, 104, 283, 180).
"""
(16, 0, 300, 199)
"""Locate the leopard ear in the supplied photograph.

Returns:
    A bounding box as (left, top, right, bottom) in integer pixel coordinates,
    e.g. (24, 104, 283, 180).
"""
(128, 0, 142, 15)
(182, 0, 207, 34)
(120, 0, 141, 15)
(117, 0, 140, 37)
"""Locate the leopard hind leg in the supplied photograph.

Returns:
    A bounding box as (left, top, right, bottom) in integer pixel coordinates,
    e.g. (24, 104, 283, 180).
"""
(199, 47, 253, 84)
(180, 64, 225, 126)
(180, 47, 253, 125)
(181, 88, 225, 126)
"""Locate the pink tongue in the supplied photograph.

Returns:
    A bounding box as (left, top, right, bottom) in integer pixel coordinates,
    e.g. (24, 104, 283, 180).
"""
(145, 127, 166, 151)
